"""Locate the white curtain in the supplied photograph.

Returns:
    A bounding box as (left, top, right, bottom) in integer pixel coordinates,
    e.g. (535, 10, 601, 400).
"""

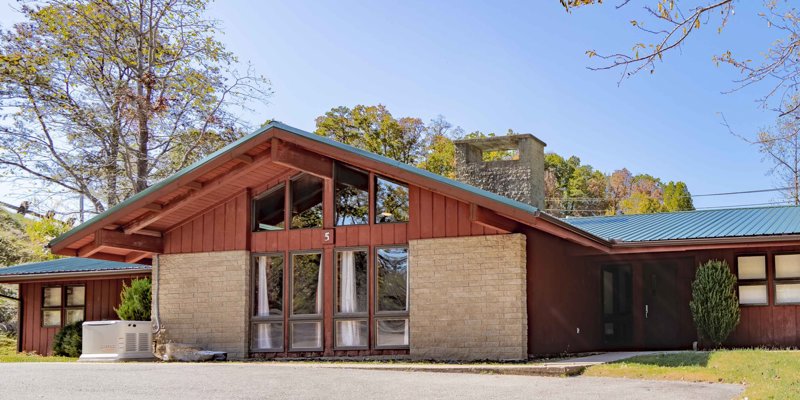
(315, 258, 323, 314)
(256, 256, 272, 348)
(339, 251, 360, 346)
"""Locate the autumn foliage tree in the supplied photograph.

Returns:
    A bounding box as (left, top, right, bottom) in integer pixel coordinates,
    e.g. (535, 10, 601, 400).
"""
(0, 0, 271, 214)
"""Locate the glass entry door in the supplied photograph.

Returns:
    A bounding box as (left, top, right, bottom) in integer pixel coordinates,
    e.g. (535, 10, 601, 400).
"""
(601, 264, 633, 346)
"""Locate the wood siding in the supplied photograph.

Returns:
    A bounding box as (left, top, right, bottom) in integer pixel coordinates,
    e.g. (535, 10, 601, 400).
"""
(164, 192, 249, 254)
(18, 274, 148, 355)
(527, 236, 800, 355)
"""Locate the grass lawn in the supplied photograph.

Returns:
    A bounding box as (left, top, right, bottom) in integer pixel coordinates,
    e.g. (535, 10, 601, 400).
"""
(0, 335, 76, 362)
(584, 350, 800, 399)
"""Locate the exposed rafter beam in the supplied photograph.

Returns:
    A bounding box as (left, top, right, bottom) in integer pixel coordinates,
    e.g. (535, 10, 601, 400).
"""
(236, 154, 254, 164)
(78, 242, 105, 258)
(122, 151, 272, 234)
(271, 138, 332, 179)
(125, 251, 150, 264)
(143, 203, 163, 211)
(103, 225, 162, 238)
(470, 204, 520, 233)
(185, 181, 203, 190)
(96, 230, 163, 254)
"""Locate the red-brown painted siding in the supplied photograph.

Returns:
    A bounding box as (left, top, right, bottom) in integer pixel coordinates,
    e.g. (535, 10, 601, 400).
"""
(164, 192, 249, 254)
(526, 236, 800, 355)
(18, 274, 148, 355)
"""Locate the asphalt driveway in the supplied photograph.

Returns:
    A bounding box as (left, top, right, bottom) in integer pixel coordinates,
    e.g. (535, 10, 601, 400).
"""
(0, 362, 742, 400)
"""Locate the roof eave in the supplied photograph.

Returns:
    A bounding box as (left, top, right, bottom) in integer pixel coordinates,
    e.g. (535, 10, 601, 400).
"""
(0, 268, 151, 283)
(609, 234, 800, 253)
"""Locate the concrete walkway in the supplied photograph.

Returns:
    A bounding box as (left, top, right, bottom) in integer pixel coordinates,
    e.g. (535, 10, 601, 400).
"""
(272, 351, 676, 376)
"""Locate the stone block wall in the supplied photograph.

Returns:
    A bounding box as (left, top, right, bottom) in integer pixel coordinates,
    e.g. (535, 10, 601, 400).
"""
(153, 250, 250, 359)
(409, 234, 528, 360)
(454, 134, 546, 209)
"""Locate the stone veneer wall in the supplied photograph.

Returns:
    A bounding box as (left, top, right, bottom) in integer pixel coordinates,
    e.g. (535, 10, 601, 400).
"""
(409, 234, 528, 360)
(153, 250, 250, 359)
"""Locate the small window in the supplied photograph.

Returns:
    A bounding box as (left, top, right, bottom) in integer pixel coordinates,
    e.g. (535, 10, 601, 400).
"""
(65, 309, 84, 325)
(42, 287, 62, 328)
(334, 163, 369, 226)
(375, 176, 408, 224)
(253, 254, 284, 351)
(738, 256, 766, 280)
(375, 318, 409, 347)
(292, 253, 322, 316)
(253, 185, 285, 231)
(291, 175, 323, 229)
(66, 286, 85, 307)
(43, 287, 61, 308)
(737, 255, 767, 305)
(775, 254, 800, 305)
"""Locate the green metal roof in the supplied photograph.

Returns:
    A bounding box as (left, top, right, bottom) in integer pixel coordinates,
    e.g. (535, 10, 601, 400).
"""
(49, 121, 539, 249)
(562, 206, 800, 243)
(0, 257, 149, 277)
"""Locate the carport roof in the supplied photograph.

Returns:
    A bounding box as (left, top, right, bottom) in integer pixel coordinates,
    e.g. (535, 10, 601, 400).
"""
(562, 206, 800, 243)
(0, 257, 150, 278)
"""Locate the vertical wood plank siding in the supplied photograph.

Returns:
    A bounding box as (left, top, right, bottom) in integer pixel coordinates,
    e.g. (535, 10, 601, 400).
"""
(18, 274, 148, 355)
(165, 185, 498, 254)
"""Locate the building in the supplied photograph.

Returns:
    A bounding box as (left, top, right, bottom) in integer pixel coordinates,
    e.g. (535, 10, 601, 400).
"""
(0, 258, 150, 354)
(46, 122, 800, 360)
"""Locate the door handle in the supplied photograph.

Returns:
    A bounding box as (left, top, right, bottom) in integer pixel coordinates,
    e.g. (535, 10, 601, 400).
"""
(645, 304, 649, 319)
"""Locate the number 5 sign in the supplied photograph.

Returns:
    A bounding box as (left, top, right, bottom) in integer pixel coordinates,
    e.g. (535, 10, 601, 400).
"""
(322, 229, 334, 244)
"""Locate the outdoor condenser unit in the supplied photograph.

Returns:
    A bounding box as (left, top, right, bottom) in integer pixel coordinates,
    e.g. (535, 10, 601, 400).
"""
(79, 321, 156, 362)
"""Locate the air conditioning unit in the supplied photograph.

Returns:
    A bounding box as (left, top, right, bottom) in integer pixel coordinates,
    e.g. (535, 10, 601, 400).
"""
(79, 321, 156, 362)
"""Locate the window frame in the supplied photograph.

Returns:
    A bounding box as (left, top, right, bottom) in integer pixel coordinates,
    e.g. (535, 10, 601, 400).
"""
(373, 245, 410, 350)
(41, 285, 85, 328)
(373, 175, 409, 225)
(333, 163, 371, 227)
(251, 183, 287, 233)
(735, 254, 769, 307)
(333, 247, 370, 350)
(773, 252, 800, 306)
(288, 250, 324, 352)
(289, 173, 324, 230)
(250, 252, 286, 352)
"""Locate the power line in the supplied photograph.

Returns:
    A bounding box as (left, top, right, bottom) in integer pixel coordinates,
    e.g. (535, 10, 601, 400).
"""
(546, 186, 793, 201)
(545, 200, 796, 214)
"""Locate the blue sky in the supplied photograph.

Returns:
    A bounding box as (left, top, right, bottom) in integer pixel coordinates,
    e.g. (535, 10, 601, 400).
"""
(0, 1, 790, 211)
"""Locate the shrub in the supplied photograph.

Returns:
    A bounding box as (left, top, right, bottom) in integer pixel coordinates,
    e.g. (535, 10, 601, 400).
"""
(690, 259, 741, 347)
(53, 320, 82, 357)
(115, 277, 152, 320)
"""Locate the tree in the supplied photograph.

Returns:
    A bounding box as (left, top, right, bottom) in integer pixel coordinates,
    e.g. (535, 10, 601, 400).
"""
(735, 112, 800, 205)
(567, 1, 800, 116)
(663, 181, 695, 211)
(0, 0, 271, 214)
(115, 277, 152, 320)
(690, 259, 740, 348)
(315, 105, 424, 164)
(418, 115, 463, 178)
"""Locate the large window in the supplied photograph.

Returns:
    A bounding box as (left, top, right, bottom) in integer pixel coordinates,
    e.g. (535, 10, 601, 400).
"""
(253, 185, 285, 232)
(334, 249, 369, 348)
(290, 174, 324, 229)
(375, 247, 409, 348)
(374, 176, 408, 224)
(334, 163, 369, 226)
(290, 252, 323, 350)
(775, 254, 800, 304)
(42, 285, 85, 328)
(252, 254, 284, 351)
(737, 255, 768, 305)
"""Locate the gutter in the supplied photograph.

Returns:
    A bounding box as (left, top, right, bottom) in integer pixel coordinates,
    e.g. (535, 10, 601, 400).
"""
(610, 234, 800, 249)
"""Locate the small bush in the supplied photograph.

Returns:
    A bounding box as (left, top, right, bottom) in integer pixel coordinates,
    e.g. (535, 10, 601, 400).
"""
(690, 259, 741, 347)
(52, 320, 82, 357)
(115, 277, 152, 320)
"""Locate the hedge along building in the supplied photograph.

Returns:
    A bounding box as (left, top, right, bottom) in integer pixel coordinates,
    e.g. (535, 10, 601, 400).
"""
(47, 122, 800, 360)
(0, 258, 150, 355)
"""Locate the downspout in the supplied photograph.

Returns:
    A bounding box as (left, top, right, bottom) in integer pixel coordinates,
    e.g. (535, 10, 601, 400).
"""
(152, 254, 162, 334)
